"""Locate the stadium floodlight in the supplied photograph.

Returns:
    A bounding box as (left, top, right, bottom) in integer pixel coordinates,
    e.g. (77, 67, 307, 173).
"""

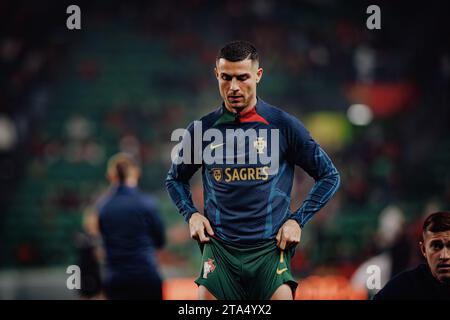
(0, 114, 18, 151)
(347, 104, 373, 126)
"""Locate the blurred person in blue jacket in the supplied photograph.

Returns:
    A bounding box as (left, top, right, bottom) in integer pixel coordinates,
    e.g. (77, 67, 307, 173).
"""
(97, 152, 165, 300)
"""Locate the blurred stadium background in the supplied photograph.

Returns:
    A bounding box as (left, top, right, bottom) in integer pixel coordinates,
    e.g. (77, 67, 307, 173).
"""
(0, 0, 449, 299)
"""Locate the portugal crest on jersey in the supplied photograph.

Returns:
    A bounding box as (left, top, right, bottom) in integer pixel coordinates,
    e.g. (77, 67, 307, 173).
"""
(203, 258, 216, 279)
(212, 168, 222, 182)
(253, 137, 266, 154)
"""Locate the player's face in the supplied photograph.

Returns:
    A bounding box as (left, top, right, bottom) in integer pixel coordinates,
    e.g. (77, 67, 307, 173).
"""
(420, 230, 450, 284)
(215, 58, 263, 112)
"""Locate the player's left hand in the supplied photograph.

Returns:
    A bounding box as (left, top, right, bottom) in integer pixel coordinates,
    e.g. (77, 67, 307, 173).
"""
(276, 219, 301, 250)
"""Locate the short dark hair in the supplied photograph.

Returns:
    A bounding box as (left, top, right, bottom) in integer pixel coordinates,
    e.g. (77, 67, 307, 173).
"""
(216, 40, 259, 63)
(423, 211, 450, 233)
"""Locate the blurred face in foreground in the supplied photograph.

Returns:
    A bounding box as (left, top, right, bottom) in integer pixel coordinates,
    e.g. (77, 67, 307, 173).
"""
(215, 58, 263, 113)
(420, 230, 450, 284)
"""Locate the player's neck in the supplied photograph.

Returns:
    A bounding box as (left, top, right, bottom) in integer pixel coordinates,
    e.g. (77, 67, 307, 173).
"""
(125, 178, 138, 188)
(224, 97, 257, 114)
(114, 179, 138, 188)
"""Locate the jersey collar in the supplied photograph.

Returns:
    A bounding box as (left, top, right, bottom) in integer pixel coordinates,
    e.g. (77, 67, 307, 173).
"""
(215, 98, 269, 126)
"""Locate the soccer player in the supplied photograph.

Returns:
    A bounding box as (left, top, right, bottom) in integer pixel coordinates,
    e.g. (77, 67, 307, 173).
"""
(98, 153, 165, 300)
(374, 211, 450, 300)
(166, 41, 340, 300)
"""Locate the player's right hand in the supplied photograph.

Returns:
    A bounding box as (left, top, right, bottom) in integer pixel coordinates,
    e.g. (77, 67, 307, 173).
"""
(189, 212, 214, 243)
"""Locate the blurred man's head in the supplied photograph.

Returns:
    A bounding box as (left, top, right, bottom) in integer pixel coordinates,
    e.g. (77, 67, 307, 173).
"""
(215, 40, 263, 113)
(106, 152, 141, 187)
(420, 211, 450, 284)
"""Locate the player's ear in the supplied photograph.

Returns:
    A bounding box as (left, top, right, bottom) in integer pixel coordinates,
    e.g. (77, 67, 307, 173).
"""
(134, 167, 142, 180)
(256, 67, 263, 84)
(419, 240, 426, 258)
(214, 67, 219, 80)
(106, 168, 116, 184)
